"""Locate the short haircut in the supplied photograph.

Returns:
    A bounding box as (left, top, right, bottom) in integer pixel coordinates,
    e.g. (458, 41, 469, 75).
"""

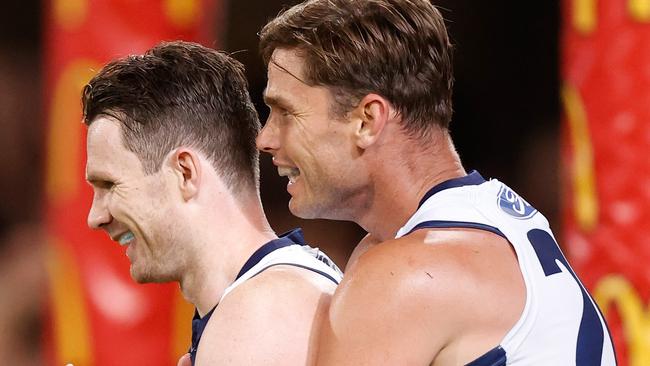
(82, 40, 261, 192)
(259, 0, 454, 136)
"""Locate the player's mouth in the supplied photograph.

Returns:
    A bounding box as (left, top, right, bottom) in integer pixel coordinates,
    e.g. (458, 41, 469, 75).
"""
(117, 231, 137, 260)
(278, 166, 301, 185)
(118, 231, 135, 246)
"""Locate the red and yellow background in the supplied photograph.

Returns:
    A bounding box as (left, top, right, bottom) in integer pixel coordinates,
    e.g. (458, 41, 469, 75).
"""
(563, 1, 650, 365)
(33, 0, 650, 364)
(43, 0, 220, 364)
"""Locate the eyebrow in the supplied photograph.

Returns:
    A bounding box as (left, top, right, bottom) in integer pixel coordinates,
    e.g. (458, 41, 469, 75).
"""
(262, 91, 295, 111)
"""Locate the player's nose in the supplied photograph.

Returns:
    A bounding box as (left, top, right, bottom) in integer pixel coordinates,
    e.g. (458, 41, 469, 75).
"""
(256, 118, 280, 154)
(87, 193, 112, 230)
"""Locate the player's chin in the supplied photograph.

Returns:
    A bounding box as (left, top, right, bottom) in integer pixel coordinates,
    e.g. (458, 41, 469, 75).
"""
(130, 268, 150, 284)
(133, 265, 179, 284)
(288, 196, 329, 220)
(130, 265, 157, 284)
(288, 195, 313, 218)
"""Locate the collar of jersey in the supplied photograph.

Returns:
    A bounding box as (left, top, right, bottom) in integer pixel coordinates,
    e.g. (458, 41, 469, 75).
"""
(193, 228, 306, 322)
(417, 170, 486, 209)
(235, 228, 306, 279)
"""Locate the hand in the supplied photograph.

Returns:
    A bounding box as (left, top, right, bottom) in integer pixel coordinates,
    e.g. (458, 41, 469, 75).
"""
(177, 353, 192, 366)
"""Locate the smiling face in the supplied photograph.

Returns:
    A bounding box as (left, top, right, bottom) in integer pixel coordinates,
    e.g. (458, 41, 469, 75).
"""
(85, 116, 186, 283)
(256, 48, 369, 220)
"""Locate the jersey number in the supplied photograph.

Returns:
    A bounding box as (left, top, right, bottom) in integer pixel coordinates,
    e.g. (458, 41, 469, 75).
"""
(527, 229, 606, 365)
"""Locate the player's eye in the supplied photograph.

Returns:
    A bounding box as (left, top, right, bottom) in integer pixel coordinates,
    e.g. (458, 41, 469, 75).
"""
(95, 180, 114, 190)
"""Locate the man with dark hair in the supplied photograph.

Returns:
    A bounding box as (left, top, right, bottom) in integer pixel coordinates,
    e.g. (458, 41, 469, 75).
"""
(257, 1, 616, 364)
(83, 40, 342, 366)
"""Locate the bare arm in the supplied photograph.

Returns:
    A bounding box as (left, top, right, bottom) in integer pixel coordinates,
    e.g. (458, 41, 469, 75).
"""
(195, 266, 335, 366)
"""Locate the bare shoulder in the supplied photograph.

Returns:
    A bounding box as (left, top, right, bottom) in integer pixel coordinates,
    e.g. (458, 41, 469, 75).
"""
(318, 228, 525, 365)
(345, 233, 381, 272)
(196, 266, 336, 366)
(350, 228, 523, 299)
(331, 231, 487, 328)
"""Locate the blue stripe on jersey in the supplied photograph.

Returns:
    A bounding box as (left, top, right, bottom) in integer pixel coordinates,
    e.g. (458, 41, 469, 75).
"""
(189, 228, 307, 365)
(465, 346, 507, 366)
(528, 229, 613, 365)
(418, 170, 486, 208)
(407, 220, 507, 239)
(252, 262, 340, 285)
(236, 228, 306, 278)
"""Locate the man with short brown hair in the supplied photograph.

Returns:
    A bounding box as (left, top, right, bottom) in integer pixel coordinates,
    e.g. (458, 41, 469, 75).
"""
(83, 40, 342, 366)
(257, 1, 616, 364)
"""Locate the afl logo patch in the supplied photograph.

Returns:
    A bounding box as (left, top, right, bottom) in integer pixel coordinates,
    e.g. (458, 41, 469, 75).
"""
(497, 186, 537, 219)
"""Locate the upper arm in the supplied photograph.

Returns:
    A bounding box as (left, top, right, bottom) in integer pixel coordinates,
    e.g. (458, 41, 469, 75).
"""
(317, 241, 470, 366)
(195, 267, 335, 366)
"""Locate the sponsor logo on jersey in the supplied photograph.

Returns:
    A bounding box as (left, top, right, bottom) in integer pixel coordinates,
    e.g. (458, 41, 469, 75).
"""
(497, 185, 537, 219)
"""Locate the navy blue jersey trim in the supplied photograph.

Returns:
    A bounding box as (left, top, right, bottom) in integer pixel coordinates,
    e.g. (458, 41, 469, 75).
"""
(465, 346, 507, 366)
(251, 262, 340, 285)
(527, 229, 609, 365)
(189, 306, 216, 365)
(418, 170, 486, 208)
(236, 228, 306, 279)
(406, 220, 506, 239)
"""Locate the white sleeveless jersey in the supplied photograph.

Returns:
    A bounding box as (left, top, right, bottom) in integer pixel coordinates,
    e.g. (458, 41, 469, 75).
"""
(188, 228, 342, 365)
(220, 237, 343, 302)
(395, 171, 616, 366)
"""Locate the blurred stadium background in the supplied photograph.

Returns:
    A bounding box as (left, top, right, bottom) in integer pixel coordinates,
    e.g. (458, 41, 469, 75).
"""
(0, 0, 647, 365)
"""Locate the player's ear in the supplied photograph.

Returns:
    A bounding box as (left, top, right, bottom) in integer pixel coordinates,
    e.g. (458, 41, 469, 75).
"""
(353, 94, 391, 149)
(170, 148, 201, 201)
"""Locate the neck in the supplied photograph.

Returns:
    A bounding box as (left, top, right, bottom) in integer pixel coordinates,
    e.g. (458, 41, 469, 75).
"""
(355, 130, 465, 242)
(179, 191, 276, 316)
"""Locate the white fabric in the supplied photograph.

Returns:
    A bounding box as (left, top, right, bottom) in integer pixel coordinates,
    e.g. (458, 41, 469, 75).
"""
(220, 245, 343, 303)
(396, 178, 615, 366)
